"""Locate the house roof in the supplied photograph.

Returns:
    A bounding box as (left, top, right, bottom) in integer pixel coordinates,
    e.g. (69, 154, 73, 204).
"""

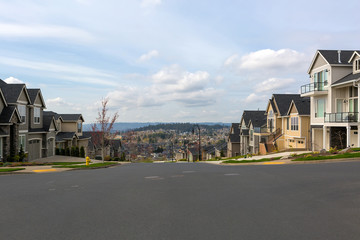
(58, 114, 84, 122)
(56, 132, 77, 142)
(308, 50, 358, 74)
(272, 94, 302, 116)
(229, 123, 240, 143)
(27, 88, 46, 107)
(0, 106, 21, 124)
(0, 83, 29, 104)
(42, 115, 57, 131)
(332, 72, 360, 87)
(318, 50, 355, 65)
(287, 97, 310, 116)
(348, 51, 360, 63)
(241, 110, 266, 126)
(249, 116, 267, 128)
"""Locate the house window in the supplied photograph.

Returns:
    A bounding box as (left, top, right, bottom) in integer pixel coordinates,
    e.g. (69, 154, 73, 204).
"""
(34, 107, 40, 124)
(286, 118, 289, 130)
(291, 117, 299, 131)
(355, 59, 360, 72)
(313, 70, 328, 90)
(77, 121, 82, 133)
(315, 98, 326, 118)
(19, 135, 26, 151)
(250, 129, 253, 141)
(349, 86, 358, 113)
(18, 105, 26, 123)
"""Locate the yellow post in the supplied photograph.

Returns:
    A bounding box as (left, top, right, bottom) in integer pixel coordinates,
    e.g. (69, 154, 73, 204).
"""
(86, 156, 90, 166)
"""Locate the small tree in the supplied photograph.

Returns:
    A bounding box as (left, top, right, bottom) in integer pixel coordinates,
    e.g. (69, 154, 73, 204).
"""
(91, 98, 119, 163)
(75, 146, 80, 157)
(19, 145, 26, 162)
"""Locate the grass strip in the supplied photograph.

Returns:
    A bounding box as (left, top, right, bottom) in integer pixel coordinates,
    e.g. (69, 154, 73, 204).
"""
(0, 168, 25, 172)
(222, 156, 281, 164)
(54, 162, 117, 168)
(49, 162, 84, 166)
(292, 152, 360, 161)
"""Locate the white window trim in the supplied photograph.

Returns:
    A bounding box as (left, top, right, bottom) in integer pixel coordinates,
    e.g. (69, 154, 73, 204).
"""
(34, 107, 40, 124)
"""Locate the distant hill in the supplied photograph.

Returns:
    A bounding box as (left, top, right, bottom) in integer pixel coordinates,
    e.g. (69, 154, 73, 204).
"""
(83, 122, 231, 132)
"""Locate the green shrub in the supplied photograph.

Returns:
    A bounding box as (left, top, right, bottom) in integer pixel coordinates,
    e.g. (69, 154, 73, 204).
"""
(112, 157, 121, 161)
(19, 145, 25, 162)
(65, 148, 70, 156)
(70, 147, 76, 156)
(61, 148, 65, 155)
(95, 155, 102, 160)
(55, 148, 60, 155)
(104, 155, 111, 161)
(80, 146, 85, 158)
(75, 146, 80, 157)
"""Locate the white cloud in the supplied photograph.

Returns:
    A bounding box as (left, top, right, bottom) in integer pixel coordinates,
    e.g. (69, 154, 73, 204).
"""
(138, 50, 159, 62)
(46, 97, 73, 107)
(0, 56, 117, 86)
(225, 49, 308, 73)
(245, 93, 267, 104)
(140, 0, 162, 8)
(105, 64, 222, 110)
(255, 78, 296, 93)
(0, 23, 94, 43)
(4, 77, 24, 84)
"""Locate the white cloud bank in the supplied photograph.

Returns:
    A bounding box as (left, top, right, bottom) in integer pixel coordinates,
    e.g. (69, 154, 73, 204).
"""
(138, 50, 159, 62)
(106, 64, 222, 110)
(255, 78, 296, 93)
(4, 77, 24, 84)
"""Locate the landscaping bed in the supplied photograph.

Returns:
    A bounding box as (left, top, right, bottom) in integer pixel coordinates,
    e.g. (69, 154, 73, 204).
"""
(222, 156, 282, 164)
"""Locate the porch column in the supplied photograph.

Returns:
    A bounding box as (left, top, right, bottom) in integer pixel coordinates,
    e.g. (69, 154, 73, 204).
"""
(347, 126, 351, 148)
(323, 126, 326, 150)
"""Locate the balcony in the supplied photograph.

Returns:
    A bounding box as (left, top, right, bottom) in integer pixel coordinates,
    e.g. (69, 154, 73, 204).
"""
(325, 112, 358, 123)
(254, 127, 272, 134)
(300, 81, 328, 96)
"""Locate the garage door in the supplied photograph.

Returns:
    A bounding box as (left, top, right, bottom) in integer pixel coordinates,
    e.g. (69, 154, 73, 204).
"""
(28, 139, 41, 161)
(47, 138, 54, 157)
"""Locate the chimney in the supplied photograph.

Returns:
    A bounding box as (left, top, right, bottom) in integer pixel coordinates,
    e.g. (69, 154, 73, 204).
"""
(338, 50, 342, 63)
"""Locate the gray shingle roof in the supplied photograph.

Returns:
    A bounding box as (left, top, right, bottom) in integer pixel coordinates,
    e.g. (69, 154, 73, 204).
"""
(56, 132, 76, 142)
(241, 110, 266, 126)
(27, 89, 40, 105)
(58, 114, 83, 121)
(273, 94, 302, 116)
(229, 123, 240, 143)
(0, 106, 18, 123)
(332, 72, 360, 86)
(42, 114, 56, 131)
(1, 83, 26, 104)
(291, 97, 310, 115)
(318, 50, 357, 65)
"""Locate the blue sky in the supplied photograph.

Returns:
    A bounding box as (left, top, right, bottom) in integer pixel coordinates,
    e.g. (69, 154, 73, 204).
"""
(0, 0, 359, 123)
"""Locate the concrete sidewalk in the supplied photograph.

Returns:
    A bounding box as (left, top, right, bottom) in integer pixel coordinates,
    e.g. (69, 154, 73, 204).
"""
(205, 150, 311, 165)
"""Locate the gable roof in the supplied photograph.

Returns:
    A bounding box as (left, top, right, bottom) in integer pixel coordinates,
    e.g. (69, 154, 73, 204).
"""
(249, 116, 267, 128)
(287, 97, 310, 116)
(27, 89, 46, 108)
(0, 106, 21, 124)
(43, 115, 58, 131)
(56, 132, 77, 142)
(58, 114, 84, 122)
(332, 72, 360, 87)
(240, 110, 266, 127)
(228, 123, 240, 143)
(272, 94, 302, 116)
(308, 50, 357, 74)
(348, 51, 360, 63)
(0, 83, 30, 104)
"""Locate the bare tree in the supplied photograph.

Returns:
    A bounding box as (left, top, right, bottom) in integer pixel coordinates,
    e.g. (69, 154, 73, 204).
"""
(91, 98, 119, 163)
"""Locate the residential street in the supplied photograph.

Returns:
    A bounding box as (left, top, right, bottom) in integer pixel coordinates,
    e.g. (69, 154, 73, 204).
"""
(1, 162, 360, 240)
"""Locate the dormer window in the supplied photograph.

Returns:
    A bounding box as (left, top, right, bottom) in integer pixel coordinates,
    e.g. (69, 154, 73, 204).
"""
(34, 107, 40, 124)
(355, 59, 360, 72)
(18, 105, 26, 123)
(77, 121, 82, 133)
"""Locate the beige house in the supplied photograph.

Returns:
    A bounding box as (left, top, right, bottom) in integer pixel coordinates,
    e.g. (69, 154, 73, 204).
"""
(301, 50, 360, 150)
(283, 98, 311, 150)
(227, 123, 240, 157)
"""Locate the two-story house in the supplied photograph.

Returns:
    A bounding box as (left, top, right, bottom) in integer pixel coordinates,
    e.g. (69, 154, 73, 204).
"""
(239, 110, 266, 155)
(301, 50, 360, 150)
(44, 111, 89, 155)
(283, 98, 311, 150)
(227, 123, 240, 157)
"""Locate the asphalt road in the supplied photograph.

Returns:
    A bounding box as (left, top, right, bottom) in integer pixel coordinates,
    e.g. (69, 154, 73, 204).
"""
(1, 162, 360, 240)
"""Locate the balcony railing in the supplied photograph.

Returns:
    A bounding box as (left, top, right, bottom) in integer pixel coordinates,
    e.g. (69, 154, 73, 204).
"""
(301, 81, 328, 94)
(325, 112, 358, 123)
(254, 127, 272, 133)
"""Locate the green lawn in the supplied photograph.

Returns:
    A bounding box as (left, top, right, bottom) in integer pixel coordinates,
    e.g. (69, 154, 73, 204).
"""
(49, 162, 84, 166)
(222, 157, 282, 164)
(0, 168, 25, 172)
(292, 152, 360, 161)
(54, 162, 118, 168)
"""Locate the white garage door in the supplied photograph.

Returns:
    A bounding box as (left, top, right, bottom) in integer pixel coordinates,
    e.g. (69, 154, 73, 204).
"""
(28, 139, 41, 161)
